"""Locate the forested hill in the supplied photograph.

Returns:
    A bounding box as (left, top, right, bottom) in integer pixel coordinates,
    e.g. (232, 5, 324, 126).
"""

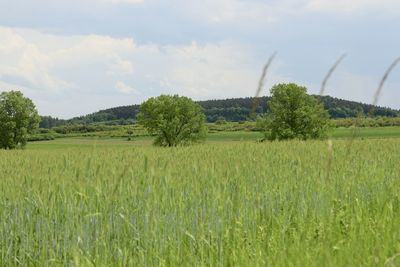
(39, 95, 399, 128)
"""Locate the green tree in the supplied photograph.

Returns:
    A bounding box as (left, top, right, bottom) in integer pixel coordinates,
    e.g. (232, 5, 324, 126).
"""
(0, 91, 40, 149)
(137, 95, 207, 146)
(215, 116, 227, 125)
(258, 83, 331, 141)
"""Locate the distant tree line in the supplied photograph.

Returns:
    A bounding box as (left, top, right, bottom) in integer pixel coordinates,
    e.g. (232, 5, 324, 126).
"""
(39, 95, 399, 128)
(333, 116, 400, 128)
(39, 116, 66, 128)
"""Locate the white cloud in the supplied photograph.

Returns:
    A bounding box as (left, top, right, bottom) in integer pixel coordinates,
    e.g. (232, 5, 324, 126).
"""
(305, 0, 400, 15)
(0, 28, 69, 91)
(115, 81, 140, 94)
(171, 0, 286, 26)
(103, 0, 144, 4)
(52, 35, 136, 65)
(107, 58, 134, 76)
(171, 0, 400, 27)
(1, 21, 397, 118)
(0, 28, 139, 93)
(153, 42, 264, 98)
(0, 27, 272, 117)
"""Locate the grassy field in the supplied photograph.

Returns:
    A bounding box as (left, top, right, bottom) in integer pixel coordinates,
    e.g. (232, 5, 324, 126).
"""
(27, 126, 400, 150)
(1, 137, 400, 266)
(208, 126, 400, 142)
(332, 126, 400, 139)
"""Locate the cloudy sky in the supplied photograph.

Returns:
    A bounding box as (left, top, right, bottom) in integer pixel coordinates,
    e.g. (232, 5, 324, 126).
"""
(0, 0, 399, 118)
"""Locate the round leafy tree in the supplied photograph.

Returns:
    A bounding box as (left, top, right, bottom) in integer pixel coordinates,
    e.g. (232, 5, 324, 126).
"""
(258, 83, 331, 141)
(137, 95, 207, 146)
(0, 91, 40, 149)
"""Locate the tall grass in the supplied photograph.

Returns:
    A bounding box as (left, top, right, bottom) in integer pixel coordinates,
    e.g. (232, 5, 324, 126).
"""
(1, 140, 400, 266)
(319, 53, 347, 96)
(252, 52, 277, 113)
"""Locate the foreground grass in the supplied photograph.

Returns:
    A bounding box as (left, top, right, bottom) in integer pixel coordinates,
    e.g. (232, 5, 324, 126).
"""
(1, 140, 400, 266)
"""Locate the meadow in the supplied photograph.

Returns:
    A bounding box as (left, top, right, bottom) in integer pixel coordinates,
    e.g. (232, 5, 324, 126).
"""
(1, 136, 400, 266)
(28, 125, 400, 148)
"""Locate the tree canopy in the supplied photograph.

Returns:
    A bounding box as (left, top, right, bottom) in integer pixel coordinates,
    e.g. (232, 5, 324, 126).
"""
(259, 83, 331, 141)
(137, 95, 207, 146)
(0, 91, 40, 149)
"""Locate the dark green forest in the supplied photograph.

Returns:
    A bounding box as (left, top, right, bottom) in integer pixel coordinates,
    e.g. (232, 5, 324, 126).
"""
(39, 95, 399, 128)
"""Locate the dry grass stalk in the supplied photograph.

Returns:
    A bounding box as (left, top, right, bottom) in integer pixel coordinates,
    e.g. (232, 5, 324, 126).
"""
(252, 52, 277, 113)
(319, 54, 347, 180)
(347, 57, 400, 152)
(372, 57, 400, 107)
(319, 53, 347, 96)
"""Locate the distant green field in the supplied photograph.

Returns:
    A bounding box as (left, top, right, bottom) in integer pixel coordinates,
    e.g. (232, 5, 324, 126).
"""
(2, 139, 400, 266)
(27, 137, 150, 150)
(208, 127, 400, 142)
(27, 126, 400, 150)
(332, 126, 400, 139)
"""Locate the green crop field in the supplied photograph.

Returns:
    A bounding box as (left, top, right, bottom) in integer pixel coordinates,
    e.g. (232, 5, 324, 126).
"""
(27, 126, 400, 150)
(332, 126, 400, 139)
(1, 138, 400, 266)
(206, 126, 400, 142)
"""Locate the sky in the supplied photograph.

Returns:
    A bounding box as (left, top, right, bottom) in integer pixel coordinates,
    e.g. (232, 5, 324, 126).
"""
(0, 0, 399, 118)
